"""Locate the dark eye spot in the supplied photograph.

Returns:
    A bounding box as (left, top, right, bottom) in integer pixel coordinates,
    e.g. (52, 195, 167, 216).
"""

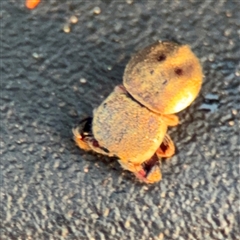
(150, 70, 154, 75)
(157, 54, 166, 62)
(175, 68, 183, 76)
(162, 80, 168, 85)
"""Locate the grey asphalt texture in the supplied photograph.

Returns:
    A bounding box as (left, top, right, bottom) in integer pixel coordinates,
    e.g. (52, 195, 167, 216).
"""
(1, 1, 240, 240)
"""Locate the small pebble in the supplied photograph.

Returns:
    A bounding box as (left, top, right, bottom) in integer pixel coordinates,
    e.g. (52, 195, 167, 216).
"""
(84, 168, 89, 173)
(226, 10, 232, 17)
(161, 192, 166, 198)
(204, 93, 219, 101)
(63, 24, 71, 33)
(72, 85, 78, 91)
(221, 114, 232, 122)
(158, 233, 164, 240)
(58, 102, 66, 107)
(192, 181, 199, 189)
(70, 15, 78, 24)
(126, 0, 133, 4)
(228, 121, 234, 126)
(80, 78, 87, 83)
(103, 208, 110, 217)
(68, 109, 77, 117)
(124, 220, 130, 228)
(224, 29, 231, 37)
(199, 103, 218, 112)
(61, 226, 69, 237)
(232, 109, 237, 115)
(208, 53, 215, 62)
(32, 52, 40, 59)
(168, 192, 174, 198)
(93, 6, 101, 15)
(225, 73, 234, 81)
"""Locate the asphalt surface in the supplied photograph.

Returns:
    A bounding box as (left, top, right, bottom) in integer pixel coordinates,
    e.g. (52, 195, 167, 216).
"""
(1, 1, 240, 240)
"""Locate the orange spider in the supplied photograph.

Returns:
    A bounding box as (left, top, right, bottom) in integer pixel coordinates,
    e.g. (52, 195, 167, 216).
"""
(73, 41, 203, 183)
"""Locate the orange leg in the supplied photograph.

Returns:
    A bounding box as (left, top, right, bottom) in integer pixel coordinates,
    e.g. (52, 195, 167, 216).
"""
(161, 114, 179, 126)
(72, 117, 95, 151)
(119, 154, 162, 184)
(73, 117, 113, 156)
(72, 128, 92, 151)
(156, 134, 175, 158)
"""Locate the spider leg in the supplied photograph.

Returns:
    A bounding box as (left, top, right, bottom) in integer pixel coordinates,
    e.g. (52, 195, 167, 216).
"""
(119, 153, 162, 184)
(156, 134, 175, 158)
